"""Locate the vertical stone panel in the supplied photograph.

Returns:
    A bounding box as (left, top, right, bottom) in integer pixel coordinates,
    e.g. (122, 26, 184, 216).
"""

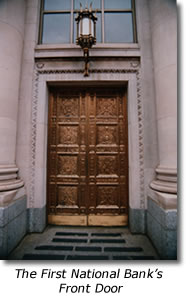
(147, 0, 177, 259)
(0, 0, 25, 190)
(149, 0, 177, 193)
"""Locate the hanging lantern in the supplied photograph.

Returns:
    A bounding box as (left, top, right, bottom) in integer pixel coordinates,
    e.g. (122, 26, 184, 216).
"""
(75, 3, 97, 76)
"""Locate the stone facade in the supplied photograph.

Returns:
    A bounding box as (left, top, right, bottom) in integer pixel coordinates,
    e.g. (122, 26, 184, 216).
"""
(0, 0, 177, 259)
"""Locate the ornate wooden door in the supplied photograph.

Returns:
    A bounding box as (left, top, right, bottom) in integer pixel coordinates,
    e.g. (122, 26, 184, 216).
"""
(47, 87, 128, 226)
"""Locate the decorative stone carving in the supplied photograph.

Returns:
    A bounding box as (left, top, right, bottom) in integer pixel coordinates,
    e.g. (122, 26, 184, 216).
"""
(29, 69, 39, 207)
(130, 61, 140, 68)
(135, 69, 145, 209)
(36, 63, 44, 69)
(38, 68, 139, 75)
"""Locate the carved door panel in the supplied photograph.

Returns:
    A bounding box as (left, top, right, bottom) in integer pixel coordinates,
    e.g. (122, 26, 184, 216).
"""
(47, 87, 128, 226)
(87, 88, 128, 225)
(48, 89, 88, 225)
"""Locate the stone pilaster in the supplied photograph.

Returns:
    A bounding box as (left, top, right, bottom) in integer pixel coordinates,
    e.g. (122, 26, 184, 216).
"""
(0, 0, 26, 258)
(148, 0, 177, 259)
(0, 0, 25, 195)
(149, 0, 177, 196)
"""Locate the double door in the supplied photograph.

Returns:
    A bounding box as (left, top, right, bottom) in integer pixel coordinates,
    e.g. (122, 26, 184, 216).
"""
(47, 87, 128, 226)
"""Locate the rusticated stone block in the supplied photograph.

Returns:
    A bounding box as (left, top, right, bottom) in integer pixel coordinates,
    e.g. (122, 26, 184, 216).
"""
(147, 197, 177, 259)
(0, 195, 27, 259)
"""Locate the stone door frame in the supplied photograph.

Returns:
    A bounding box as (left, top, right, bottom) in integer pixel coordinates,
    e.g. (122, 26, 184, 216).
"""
(29, 61, 145, 228)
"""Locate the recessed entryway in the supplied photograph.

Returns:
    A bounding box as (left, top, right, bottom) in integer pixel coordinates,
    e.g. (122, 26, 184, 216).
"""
(47, 86, 129, 226)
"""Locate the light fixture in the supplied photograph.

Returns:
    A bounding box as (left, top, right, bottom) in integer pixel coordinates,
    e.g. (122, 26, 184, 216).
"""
(75, 3, 97, 76)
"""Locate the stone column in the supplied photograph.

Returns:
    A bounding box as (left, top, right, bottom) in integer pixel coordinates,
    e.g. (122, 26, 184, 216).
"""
(149, 0, 177, 195)
(0, 0, 25, 195)
(148, 0, 177, 259)
(0, 0, 26, 258)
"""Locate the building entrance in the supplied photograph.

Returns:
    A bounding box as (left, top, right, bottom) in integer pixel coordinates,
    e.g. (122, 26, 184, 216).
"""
(47, 86, 128, 226)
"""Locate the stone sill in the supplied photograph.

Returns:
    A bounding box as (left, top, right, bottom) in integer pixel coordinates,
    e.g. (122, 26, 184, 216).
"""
(35, 43, 141, 59)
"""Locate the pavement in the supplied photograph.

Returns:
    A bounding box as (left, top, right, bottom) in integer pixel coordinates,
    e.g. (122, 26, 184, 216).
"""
(8, 226, 160, 260)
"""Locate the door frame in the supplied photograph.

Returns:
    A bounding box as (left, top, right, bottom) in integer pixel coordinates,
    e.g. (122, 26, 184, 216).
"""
(29, 71, 145, 230)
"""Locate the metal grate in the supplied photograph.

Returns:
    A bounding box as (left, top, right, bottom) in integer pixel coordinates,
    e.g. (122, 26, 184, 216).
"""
(55, 232, 88, 236)
(75, 246, 102, 252)
(35, 245, 73, 251)
(104, 247, 143, 252)
(66, 255, 109, 260)
(20, 228, 158, 260)
(90, 239, 125, 243)
(52, 238, 88, 243)
(23, 254, 65, 260)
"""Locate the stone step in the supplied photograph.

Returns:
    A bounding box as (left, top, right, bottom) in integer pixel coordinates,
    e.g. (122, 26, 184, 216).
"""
(8, 226, 160, 260)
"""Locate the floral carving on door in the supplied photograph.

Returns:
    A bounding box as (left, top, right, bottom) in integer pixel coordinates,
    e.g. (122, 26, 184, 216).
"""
(58, 186, 77, 206)
(98, 186, 117, 206)
(97, 126, 117, 144)
(58, 156, 78, 175)
(59, 98, 79, 117)
(98, 156, 117, 175)
(59, 126, 78, 144)
(97, 98, 117, 116)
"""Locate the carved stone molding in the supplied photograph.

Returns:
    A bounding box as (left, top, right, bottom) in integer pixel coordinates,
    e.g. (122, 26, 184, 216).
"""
(37, 68, 139, 75)
(29, 65, 145, 209)
(29, 69, 39, 207)
(0, 165, 24, 192)
(150, 166, 177, 194)
(136, 69, 145, 209)
(0, 179, 24, 193)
